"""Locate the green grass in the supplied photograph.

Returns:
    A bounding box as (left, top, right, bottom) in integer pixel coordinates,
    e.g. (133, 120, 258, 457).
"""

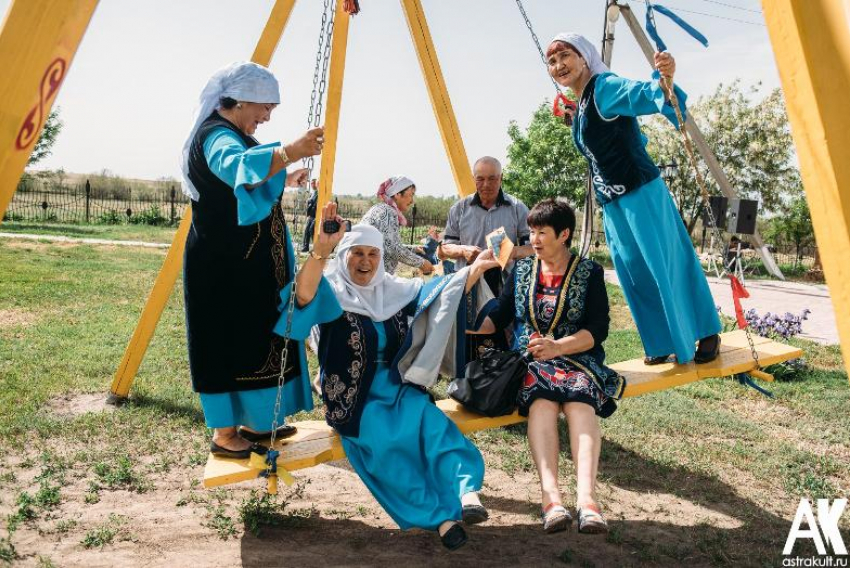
(0, 235, 848, 565)
(0, 220, 177, 244)
(80, 514, 131, 549)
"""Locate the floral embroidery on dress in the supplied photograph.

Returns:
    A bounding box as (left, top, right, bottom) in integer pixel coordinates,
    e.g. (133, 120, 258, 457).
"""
(324, 312, 366, 426)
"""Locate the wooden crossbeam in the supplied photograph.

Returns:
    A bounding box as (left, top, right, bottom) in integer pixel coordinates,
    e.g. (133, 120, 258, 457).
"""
(203, 330, 802, 489)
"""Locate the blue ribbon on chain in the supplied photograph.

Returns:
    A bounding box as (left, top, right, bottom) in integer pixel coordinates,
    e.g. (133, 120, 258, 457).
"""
(260, 449, 280, 477)
(734, 373, 775, 398)
(645, 2, 709, 52)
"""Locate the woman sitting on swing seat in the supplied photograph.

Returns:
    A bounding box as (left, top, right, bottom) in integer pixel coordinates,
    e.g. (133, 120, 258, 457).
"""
(274, 202, 500, 551)
(470, 199, 624, 534)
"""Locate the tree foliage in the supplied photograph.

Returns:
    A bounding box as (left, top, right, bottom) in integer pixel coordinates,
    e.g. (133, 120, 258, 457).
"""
(641, 81, 801, 235)
(27, 108, 63, 167)
(763, 195, 814, 265)
(503, 101, 587, 209)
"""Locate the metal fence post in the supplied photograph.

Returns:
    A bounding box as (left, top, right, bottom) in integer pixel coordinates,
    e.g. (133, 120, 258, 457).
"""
(85, 179, 91, 223)
(409, 204, 417, 245)
(170, 186, 176, 226)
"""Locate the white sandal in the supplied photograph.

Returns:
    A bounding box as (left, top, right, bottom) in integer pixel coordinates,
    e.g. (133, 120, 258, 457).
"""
(542, 503, 572, 533)
(577, 505, 608, 534)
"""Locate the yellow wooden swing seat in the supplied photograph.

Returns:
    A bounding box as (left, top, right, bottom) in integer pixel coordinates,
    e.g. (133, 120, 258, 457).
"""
(203, 330, 802, 489)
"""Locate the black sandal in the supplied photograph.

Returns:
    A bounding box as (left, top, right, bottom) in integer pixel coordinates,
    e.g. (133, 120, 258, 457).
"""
(440, 523, 467, 551)
(694, 334, 721, 364)
(461, 504, 489, 525)
(238, 425, 298, 443)
(209, 441, 268, 460)
(643, 354, 671, 365)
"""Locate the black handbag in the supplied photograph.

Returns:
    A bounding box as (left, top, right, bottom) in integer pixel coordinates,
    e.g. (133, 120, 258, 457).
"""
(447, 349, 531, 417)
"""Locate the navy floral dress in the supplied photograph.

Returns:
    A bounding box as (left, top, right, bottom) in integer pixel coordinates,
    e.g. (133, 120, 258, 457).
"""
(488, 255, 625, 417)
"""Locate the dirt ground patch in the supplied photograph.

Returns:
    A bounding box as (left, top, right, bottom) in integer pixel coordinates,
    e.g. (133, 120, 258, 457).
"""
(44, 393, 116, 419)
(0, 308, 37, 329)
(0, 442, 802, 568)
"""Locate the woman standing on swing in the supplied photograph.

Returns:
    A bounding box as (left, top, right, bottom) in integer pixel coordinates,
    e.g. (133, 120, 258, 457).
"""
(546, 33, 721, 365)
(181, 62, 324, 459)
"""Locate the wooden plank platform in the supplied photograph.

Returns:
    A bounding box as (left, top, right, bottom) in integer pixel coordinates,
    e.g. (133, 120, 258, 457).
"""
(203, 330, 802, 488)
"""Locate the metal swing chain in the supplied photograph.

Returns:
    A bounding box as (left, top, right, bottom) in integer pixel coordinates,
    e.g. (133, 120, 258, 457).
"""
(304, 0, 336, 184)
(292, 0, 335, 230)
(515, 0, 594, 259)
(515, 0, 562, 94)
(265, 0, 337, 480)
(657, 75, 761, 371)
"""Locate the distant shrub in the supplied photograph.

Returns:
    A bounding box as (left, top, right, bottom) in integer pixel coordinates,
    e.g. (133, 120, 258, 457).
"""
(129, 206, 168, 226)
(97, 210, 124, 225)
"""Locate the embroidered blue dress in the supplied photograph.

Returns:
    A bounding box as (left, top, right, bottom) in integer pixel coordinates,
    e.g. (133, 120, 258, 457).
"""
(185, 113, 313, 431)
(277, 279, 485, 531)
(572, 72, 721, 363)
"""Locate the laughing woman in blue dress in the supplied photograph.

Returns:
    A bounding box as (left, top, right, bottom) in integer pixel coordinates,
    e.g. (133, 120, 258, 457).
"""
(180, 62, 324, 459)
(546, 33, 721, 365)
(276, 205, 497, 550)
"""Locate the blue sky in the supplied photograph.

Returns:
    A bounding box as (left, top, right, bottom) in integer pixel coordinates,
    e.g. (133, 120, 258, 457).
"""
(2, 0, 778, 196)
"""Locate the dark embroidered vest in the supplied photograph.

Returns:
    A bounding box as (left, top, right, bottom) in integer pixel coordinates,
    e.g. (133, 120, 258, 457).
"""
(573, 73, 661, 207)
(512, 256, 625, 400)
(318, 311, 408, 437)
(184, 111, 300, 393)
(187, 112, 262, 256)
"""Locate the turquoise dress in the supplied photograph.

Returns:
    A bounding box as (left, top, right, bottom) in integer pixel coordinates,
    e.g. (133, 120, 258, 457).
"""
(281, 280, 485, 531)
(196, 126, 313, 430)
(576, 73, 721, 363)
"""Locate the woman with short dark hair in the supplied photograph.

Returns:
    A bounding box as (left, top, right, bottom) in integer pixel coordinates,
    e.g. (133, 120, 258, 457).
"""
(471, 198, 624, 535)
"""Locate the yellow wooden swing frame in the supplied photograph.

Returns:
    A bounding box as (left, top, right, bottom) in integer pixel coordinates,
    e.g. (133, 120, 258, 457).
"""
(0, 0, 841, 492)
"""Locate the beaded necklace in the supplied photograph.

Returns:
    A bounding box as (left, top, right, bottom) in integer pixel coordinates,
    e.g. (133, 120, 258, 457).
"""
(528, 254, 577, 337)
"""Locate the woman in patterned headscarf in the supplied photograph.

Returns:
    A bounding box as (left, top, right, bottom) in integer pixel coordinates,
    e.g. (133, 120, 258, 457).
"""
(360, 176, 434, 275)
(546, 32, 721, 368)
(181, 62, 323, 459)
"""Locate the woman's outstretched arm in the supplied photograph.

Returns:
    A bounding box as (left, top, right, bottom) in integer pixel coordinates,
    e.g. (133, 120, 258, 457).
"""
(295, 201, 345, 307)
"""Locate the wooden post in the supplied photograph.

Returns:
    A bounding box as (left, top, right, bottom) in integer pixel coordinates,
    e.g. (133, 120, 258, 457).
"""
(761, 0, 850, 376)
(0, 0, 99, 223)
(314, 1, 352, 237)
(109, 0, 297, 399)
(252, 0, 297, 66)
(400, 0, 476, 198)
(618, 4, 785, 280)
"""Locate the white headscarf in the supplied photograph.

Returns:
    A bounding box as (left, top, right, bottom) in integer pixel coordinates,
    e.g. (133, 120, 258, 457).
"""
(180, 62, 281, 201)
(325, 224, 422, 322)
(549, 33, 609, 76)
